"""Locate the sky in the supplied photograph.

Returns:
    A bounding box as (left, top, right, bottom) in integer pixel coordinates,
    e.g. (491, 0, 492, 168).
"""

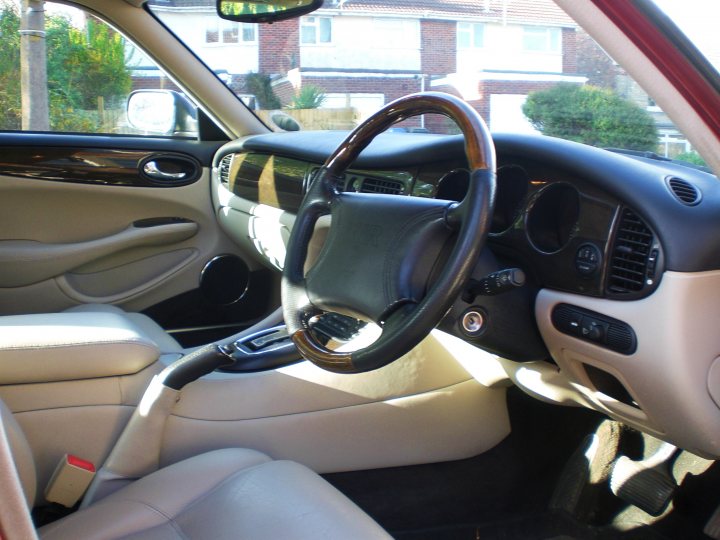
(652, 0, 720, 71)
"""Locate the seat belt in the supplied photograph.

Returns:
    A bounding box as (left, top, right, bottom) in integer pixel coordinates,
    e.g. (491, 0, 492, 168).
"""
(0, 419, 38, 540)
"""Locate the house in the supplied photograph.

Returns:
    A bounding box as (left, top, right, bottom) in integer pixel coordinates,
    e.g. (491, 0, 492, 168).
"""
(148, 0, 589, 133)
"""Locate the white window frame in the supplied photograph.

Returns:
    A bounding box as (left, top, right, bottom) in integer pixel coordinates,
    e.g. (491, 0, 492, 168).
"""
(205, 19, 257, 45)
(301, 16, 332, 45)
(457, 22, 484, 49)
(522, 26, 561, 53)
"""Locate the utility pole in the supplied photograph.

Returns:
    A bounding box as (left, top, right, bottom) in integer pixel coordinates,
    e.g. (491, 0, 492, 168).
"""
(20, 0, 49, 131)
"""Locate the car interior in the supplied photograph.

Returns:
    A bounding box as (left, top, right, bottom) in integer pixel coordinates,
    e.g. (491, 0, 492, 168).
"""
(1, 0, 720, 538)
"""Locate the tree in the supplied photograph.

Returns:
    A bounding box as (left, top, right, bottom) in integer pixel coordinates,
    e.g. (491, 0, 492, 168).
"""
(20, 0, 49, 130)
(0, 4, 22, 129)
(523, 84, 658, 151)
(0, 6, 131, 131)
(245, 73, 281, 109)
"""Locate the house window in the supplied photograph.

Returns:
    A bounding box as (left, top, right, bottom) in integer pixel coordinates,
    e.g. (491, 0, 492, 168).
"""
(457, 22, 484, 49)
(301, 16, 332, 44)
(522, 26, 561, 53)
(206, 20, 256, 44)
(242, 24, 256, 42)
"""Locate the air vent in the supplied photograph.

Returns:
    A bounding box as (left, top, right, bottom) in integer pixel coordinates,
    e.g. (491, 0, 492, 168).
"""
(335, 174, 349, 192)
(607, 208, 653, 294)
(218, 154, 233, 185)
(667, 177, 701, 205)
(360, 177, 404, 195)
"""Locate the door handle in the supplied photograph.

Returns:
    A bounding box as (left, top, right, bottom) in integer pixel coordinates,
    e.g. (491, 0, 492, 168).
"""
(143, 160, 187, 180)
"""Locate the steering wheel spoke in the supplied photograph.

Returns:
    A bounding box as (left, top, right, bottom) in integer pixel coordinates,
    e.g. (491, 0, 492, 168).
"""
(283, 91, 496, 373)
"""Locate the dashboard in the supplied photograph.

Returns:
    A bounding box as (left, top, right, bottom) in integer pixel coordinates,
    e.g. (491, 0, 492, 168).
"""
(211, 130, 720, 458)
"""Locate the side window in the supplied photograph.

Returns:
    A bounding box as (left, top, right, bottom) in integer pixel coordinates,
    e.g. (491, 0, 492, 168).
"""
(0, 1, 184, 136)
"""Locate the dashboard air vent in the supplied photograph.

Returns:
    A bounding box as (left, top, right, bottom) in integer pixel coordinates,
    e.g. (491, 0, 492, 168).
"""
(334, 174, 349, 192)
(667, 177, 701, 205)
(360, 177, 404, 195)
(218, 154, 233, 185)
(607, 208, 653, 294)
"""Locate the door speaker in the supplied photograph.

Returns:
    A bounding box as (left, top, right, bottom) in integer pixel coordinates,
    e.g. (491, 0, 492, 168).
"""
(200, 254, 249, 305)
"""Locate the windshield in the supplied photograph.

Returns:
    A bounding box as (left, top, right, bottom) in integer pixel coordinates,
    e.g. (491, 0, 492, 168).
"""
(652, 0, 720, 74)
(156, 1, 715, 166)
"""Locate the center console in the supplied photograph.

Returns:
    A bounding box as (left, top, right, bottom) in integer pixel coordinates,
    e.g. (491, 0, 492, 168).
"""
(218, 312, 366, 373)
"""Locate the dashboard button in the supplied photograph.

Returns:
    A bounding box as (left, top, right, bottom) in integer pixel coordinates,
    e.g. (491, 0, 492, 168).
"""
(551, 304, 637, 355)
(580, 317, 607, 341)
(575, 243, 602, 276)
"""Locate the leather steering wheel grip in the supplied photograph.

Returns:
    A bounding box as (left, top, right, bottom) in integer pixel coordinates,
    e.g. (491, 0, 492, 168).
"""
(282, 91, 496, 373)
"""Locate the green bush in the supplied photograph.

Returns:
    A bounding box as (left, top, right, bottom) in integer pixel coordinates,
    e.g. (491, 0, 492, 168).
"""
(0, 5, 22, 129)
(523, 84, 658, 151)
(287, 84, 326, 110)
(245, 73, 281, 109)
(675, 151, 706, 167)
(0, 6, 131, 132)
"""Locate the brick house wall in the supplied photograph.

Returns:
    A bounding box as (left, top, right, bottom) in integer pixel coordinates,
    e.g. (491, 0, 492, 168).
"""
(259, 19, 300, 75)
(272, 79, 297, 106)
(131, 76, 181, 93)
(421, 20, 457, 75)
(562, 28, 578, 74)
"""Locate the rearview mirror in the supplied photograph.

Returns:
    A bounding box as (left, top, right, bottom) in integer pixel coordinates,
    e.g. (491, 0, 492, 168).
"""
(217, 0, 323, 23)
(126, 90, 198, 137)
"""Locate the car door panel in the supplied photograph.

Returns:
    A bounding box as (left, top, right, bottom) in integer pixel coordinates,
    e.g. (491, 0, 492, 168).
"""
(0, 220, 198, 287)
(0, 134, 275, 335)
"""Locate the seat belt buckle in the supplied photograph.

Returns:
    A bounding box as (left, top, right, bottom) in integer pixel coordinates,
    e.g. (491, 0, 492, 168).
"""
(44, 454, 96, 507)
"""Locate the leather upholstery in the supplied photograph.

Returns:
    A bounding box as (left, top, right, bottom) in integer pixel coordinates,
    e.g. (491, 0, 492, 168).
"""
(1, 395, 390, 539)
(64, 304, 183, 354)
(0, 312, 160, 384)
(40, 448, 391, 540)
(0, 398, 36, 506)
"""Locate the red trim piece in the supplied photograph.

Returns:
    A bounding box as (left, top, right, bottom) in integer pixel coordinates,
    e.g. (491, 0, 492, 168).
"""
(589, 0, 720, 140)
(67, 454, 96, 472)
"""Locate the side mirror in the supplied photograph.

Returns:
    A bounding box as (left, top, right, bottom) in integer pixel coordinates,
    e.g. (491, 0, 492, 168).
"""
(126, 90, 198, 137)
(217, 0, 323, 23)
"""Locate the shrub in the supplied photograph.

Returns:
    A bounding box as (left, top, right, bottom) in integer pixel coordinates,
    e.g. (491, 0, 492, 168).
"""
(245, 73, 282, 109)
(286, 85, 326, 110)
(523, 84, 658, 151)
(675, 151, 706, 167)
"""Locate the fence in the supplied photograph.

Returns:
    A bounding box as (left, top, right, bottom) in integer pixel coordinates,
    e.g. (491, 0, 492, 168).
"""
(257, 107, 359, 131)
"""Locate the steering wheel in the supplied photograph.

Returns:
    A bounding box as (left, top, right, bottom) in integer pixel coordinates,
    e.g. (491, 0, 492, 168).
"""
(282, 92, 496, 373)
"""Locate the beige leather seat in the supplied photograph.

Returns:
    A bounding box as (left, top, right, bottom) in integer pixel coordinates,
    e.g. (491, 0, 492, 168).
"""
(63, 303, 184, 355)
(0, 400, 391, 539)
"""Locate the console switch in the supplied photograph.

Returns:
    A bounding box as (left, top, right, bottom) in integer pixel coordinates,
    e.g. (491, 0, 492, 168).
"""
(246, 328, 290, 351)
(580, 317, 608, 342)
(575, 243, 602, 276)
(552, 304, 636, 355)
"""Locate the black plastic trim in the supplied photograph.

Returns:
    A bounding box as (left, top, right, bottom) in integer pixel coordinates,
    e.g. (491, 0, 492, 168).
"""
(552, 303, 637, 355)
(218, 325, 302, 373)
